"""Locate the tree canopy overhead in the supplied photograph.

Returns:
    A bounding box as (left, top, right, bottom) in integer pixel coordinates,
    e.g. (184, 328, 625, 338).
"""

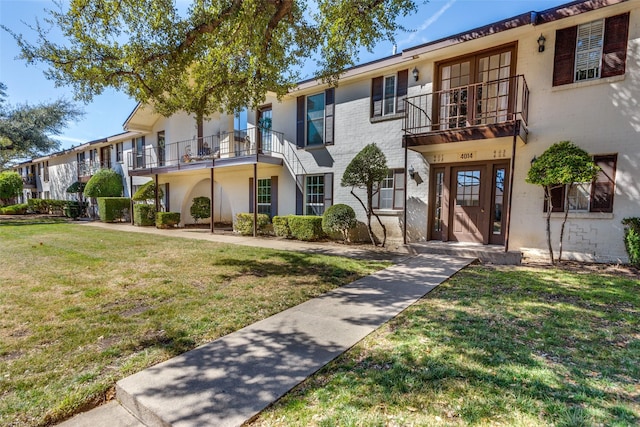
(5, 0, 417, 121)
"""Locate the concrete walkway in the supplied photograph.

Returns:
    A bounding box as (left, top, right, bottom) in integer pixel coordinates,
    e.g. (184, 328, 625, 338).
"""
(60, 224, 474, 426)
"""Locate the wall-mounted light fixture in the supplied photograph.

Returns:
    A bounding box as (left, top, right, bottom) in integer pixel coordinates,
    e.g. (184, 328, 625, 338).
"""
(412, 67, 419, 81)
(537, 34, 546, 53)
(408, 165, 415, 179)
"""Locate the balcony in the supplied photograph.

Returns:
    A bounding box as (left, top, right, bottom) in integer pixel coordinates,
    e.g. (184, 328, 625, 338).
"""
(22, 176, 36, 188)
(403, 75, 529, 146)
(77, 160, 102, 181)
(127, 127, 291, 174)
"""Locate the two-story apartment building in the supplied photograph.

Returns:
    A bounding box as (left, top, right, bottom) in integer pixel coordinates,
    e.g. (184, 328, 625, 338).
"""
(121, 0, 637, 262)
(12, 0, 638, 263)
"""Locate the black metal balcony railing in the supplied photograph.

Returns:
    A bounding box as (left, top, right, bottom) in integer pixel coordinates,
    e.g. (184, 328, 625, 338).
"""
(403, 75, 529, 135)
(77, 160, 102, 177)
(127, 127, 286, 171)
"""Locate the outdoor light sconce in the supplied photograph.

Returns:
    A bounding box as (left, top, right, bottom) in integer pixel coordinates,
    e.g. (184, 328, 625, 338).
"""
(537, 34, 546, 52)
(412, 67, 419, 81)
(408, 165, 415, 179)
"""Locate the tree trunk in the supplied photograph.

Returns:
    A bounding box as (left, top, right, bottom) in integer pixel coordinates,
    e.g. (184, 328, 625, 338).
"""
(558, 184, 571, 263)
(544, 186, 555, 265)
(350, 188, 378, 246)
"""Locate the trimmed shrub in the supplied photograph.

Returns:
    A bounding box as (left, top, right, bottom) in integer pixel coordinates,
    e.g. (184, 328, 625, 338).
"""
(156, 212, 180, 229)
(27, 199, 67, 215)
(63, 201, 86, 219)
(132, 181, 164, 203)
(134, 204, 156, 226)
(234, 212, 270, 236)
(190, 196, 211, 223)
(84, 169, 123, 198)
(272, 215, 291, 238)
(287, 215, 324, 241)
(98, 197, 130, 222)
(622, 217, 640, 267)
(0, 203, 28, 215)
(322, 204, 357, 242)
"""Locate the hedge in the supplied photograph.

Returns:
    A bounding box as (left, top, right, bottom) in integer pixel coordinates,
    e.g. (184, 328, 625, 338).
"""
(156, 212, 180, 229)
(322, 204, 356, 242)
(98, 197, 131, 222)
(272, 215, 291, 238)
(63, 201, 87, 219)
(234, 212, 270, 236)
(134, 204, 156, 226)
(622, 217, 640, 267)
(0, 203, 28, 215)
(287, 215, 324, 241)
(27, 199, 67, 215)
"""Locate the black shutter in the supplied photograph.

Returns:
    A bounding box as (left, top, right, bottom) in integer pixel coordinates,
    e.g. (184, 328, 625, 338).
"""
(323, 173, 333, 212)
(553, 26, 577, 86)
(249, 178, 254, 213)
(545, 185, 565, 212)
(271, 176, 278, 217)
(371, 76, 383, 117)
(296, 96, 305, 148)
(324, 88, 335, 145)
(295, 175, 304, 215)
(396, 70, 408, 113)
(602, 13, 629, 78)
(591, 154, 617, 212)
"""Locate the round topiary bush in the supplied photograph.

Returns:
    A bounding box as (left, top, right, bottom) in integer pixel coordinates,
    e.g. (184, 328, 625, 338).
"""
(190, 196, 211, 223)
(322, 203, 357, 242)
(132, 181, 164, 203)
(84, 169, 123, 198)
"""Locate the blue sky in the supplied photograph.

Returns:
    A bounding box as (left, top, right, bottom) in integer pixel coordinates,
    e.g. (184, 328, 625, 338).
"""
(0, 0, 560, 151)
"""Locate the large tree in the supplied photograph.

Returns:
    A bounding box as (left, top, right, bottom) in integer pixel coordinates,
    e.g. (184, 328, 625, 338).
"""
(0, 83, 82, 169)
(4, 0, 417, 136)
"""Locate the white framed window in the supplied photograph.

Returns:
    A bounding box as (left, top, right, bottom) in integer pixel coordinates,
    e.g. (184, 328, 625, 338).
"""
(116, 143, 123, 163)
(305, 175, 325, 216)
(257, 178, 272, 216)
(575, 19, 604, 82)
(306, 93, 325, 146)
(383, 75, 397, 115)
(568, 183, 591, 211)
(373, 169, 405, 210)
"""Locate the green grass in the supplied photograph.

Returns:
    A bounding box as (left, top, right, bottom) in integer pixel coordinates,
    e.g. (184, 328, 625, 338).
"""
(0, 223, 388, 426)
(250, 265, 640, 427)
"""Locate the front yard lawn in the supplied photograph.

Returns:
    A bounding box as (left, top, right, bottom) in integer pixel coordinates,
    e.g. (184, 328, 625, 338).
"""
(251, 264, 639, 426)
(0, 223, 388, 426)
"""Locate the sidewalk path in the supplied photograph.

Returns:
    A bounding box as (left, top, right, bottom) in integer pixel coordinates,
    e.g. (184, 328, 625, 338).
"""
(61, 223, 474, 426)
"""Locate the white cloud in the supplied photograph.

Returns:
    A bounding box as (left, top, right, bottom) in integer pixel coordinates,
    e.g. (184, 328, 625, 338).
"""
(56, 136, 86, 144)
(398, 0, 457, 47)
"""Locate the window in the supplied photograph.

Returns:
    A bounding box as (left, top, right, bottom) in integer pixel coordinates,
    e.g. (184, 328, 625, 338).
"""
(305, 175, 325, 215)
(553, 13, 629, 86)
(43, 161, 49, 182)
(116, 143, 123, 163)
(157, 131, 166, 167)
(545, 154, 617, 213)
(373, 169, 405, 210)
(133, 136, 145, 168)
(257, 178, 272, 216)
(575, 20, 604, 81)
(296, 88, 334, 147)
(306, 93, 325, 146)
(371, 69, 408, 118)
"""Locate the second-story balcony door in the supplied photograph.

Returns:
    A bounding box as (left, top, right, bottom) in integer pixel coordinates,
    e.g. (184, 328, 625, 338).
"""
(258, 106, 272, 153)
(158, 131, 166, 167)
(100, 146, 111, 169)
(436, 45, 515, 131)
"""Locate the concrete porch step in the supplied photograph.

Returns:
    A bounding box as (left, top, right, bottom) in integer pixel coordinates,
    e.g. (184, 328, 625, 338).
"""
(406, 242, 522, 265)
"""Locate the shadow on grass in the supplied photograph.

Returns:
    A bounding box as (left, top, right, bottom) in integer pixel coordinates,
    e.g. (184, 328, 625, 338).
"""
(270, 265, 639, 426)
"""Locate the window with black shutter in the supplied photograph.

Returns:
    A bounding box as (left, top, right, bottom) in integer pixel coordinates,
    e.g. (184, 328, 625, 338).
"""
(553, 12, 629, 86)
(590, 154, 617, 212)
(370, 69, 408, 118)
